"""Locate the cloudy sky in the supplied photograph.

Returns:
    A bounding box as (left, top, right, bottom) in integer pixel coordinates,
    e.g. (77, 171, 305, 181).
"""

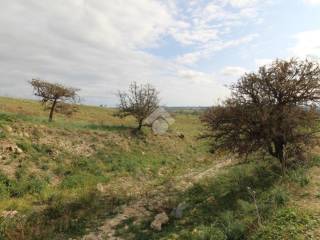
(0, 0, 320, 106)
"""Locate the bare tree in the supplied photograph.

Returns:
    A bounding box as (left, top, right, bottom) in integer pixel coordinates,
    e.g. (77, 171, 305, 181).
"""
(30, 79, 80, 122)
(202, 59, 320, 173)
(118, 82, 159, 130)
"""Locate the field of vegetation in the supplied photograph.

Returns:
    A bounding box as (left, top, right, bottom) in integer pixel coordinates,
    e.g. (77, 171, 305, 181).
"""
(0, 95, 320, 240)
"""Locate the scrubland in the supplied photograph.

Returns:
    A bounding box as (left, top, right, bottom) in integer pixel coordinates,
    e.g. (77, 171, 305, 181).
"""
(0, 96, 319, 239)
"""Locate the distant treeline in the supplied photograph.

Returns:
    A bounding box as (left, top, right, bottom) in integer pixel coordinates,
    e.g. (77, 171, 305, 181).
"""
(164, 106, 208, 114)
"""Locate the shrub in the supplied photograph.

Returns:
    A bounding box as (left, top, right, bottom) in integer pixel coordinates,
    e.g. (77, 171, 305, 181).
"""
(202, 59, 320, 173)
(272, 187, 289, 207)
(0, 182, 10, 200)
(219, 211, 246, 240)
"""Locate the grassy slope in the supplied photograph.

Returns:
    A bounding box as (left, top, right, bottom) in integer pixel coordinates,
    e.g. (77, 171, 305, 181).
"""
(0, 97, 320, 239)
(0, 97, 217, 239)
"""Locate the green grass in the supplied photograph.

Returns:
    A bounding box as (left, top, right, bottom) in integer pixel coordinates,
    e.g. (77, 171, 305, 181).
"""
(0, 96, 213, 239)
(1, 96, 320, 239)
(115, 157, 320, 240)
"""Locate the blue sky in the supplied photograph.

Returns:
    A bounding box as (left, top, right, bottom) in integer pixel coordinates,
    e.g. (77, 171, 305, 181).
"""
(0, 0, 320, 106)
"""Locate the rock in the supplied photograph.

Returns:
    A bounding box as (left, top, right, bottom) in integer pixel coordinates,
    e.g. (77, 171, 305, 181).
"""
(171, 202, 188, 219)
(96, 183, 106, 193)
(2, 125, 12, 133)
(176, 132, 185, 139)
(6, 145, 15, 152)
(15, 147, 23, 154)
(4, 144, 23, 154)
(23, 132, 30, 138)
(1, 210, 18, 218)
(150, 212, 169, 231)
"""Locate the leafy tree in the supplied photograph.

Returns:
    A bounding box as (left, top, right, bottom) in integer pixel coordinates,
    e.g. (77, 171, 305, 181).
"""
(30, 79, 79, 122)
(118, 82, 159, 130)
(202, 59, 320, 173)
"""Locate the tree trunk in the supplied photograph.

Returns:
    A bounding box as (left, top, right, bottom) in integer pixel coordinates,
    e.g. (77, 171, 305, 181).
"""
(49, 99, 57, 122)
(137, 119, 143, 131)
(274, 139, 286, 175)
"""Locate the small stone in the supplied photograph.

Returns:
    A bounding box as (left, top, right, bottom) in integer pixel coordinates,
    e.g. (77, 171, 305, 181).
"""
(171, 202, 188, 219)
(97, 183, 106, 193)
(2, 125, 13, 133)
(150, 212, 169, 231)
(6, 145, 15, 152)
(23, 132, 30, 138)
(15, 147, 23, 154)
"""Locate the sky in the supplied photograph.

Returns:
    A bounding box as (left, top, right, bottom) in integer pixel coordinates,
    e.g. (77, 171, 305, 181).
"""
(0, 0, 320, 106)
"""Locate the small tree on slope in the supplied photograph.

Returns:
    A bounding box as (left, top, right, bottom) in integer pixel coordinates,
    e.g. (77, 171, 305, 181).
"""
(201, 59, 320, 173)
(118, 82, 159, 131)
(30, 79, 79, 122)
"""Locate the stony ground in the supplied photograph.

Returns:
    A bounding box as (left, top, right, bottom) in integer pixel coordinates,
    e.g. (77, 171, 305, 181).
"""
(81, 157, 235, 240)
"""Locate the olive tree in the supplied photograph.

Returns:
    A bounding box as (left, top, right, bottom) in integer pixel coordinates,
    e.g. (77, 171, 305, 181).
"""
(30, 79, 79, 122)
(202, 59, 320, 173)
(118, 82, 159, 130)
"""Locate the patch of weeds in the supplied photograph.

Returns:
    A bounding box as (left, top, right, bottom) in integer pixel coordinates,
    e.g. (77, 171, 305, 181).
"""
(9, 175, 47, 197)
(32, 143, 53, 155)
(0, 182, 10, 200)
(179, 225, 227, 240)
(40, 163, 49, 171)
(271, 187, 289, 207)
(103, 153, 143, 173)
(219, 211, 246, 240)
(0, 130, 6, 139)
(251, 208, 319, 240)
(85, 123, 130, 132)
(286, 167, 310, 187)
(71, 157, 105, 176)
(0, 112, 15, 123)
(0, 190, 128, 239)
(60, 172, 108, 189)
(0, 170, 47, 198)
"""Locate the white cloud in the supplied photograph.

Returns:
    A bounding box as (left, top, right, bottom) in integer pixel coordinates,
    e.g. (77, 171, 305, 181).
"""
(221, 66, 247, 77)
(227, 0, 258, 8)
(290, 29, 320, 58)
(168, 0, 263, 46)
(303, 0, 320, 5)
(0, 0, 175, 104)
(177, 33, 259, 65)
(0, 0, 267, 106)
(177, 69, 212, 83)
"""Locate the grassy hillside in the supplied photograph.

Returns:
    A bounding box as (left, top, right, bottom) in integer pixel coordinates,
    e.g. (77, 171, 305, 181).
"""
(0, 97, 216, 239)
(0, 97, 320, 240)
